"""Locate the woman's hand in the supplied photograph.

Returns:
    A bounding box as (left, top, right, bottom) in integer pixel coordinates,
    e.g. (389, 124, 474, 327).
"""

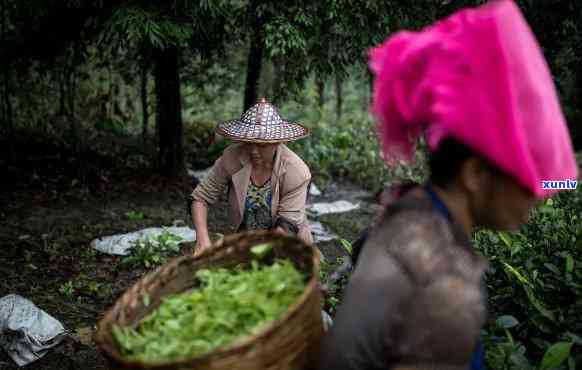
(194, 235, 212, 256)
(273, 226, 287, 236)
(192, 200, 212, 256)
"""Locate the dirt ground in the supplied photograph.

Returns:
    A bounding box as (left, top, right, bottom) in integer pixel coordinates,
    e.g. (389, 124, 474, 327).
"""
(0, 131, 375, 370)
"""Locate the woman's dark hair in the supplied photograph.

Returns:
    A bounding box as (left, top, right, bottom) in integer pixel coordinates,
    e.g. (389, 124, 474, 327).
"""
(429, 137, 477, 187)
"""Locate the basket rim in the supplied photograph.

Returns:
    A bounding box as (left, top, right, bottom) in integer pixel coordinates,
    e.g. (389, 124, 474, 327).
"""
(95, 230, 321, 368)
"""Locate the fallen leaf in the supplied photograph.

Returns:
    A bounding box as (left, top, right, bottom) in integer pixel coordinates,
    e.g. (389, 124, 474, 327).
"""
(73, 327, 94, 346)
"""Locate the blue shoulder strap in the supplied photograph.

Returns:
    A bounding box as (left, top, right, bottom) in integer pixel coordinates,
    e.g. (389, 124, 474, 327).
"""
(424, 185, 452, 221)
(470, 341, 486, 370)
(424, 185, 486, 370)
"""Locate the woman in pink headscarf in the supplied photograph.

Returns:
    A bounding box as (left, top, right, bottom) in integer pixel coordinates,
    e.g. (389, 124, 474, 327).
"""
(318, 1, 578, 369)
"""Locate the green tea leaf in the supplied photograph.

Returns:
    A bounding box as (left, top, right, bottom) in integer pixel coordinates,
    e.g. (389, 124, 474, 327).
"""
(566, 254, 575, 274)
(540, 342, 572, 370)
(503, 262, 531, 286)
(510, 351, 533, 370)
(250, 243, 273, 258)
(496, 315, 519, 329)
(126, 211, 145, 220)
(525, 286, 556, 321)
(544, 263, 561, 276)
(112, 259, 305, 362)
(339, 239, 352, 254)
(498, 232, 512, 248)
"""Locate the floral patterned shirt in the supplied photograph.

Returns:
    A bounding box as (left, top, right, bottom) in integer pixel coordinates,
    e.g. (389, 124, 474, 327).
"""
(242, 179, 273, 231)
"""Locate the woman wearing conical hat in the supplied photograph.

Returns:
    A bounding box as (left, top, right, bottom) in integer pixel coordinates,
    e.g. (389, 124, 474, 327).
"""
(190, 98, 313, 255)
(319, 1, 578, 369)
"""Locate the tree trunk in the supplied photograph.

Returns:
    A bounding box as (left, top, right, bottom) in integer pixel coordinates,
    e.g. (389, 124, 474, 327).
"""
(108, 64, 114, 118)
(1, 68, 11, 133)
(272, 58, 283, 105)
(1, 0, 12, 134)
(243, 0, 264, 111)
(316, 77, 325, 108)
(335, 74, 343, 121)
(1, 71, 4, 127)
(153, 46, 183, 177)
(59, 68, 67, 116)
(68, 67, 77, 139)
(70, 69, 76, 119)
(141, 59, 149, 143)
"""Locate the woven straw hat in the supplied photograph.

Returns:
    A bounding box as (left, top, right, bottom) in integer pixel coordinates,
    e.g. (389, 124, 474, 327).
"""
(216, 98, 310, 143)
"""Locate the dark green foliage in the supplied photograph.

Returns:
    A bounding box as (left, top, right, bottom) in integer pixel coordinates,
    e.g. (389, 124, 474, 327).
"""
(289, 111, 426, 193)
(319, 239, 353, 315)
(95, 117, 129, 136)
(121, 230, 183, 269)
(475, 174, 582, 368)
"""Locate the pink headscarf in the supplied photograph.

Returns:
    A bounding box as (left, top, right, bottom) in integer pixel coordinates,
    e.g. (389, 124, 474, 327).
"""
(369, 0, 578, 198)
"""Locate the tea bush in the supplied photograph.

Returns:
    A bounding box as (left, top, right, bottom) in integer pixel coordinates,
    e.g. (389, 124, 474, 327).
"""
(121, 229, 183, 269)
(289, 118, 424, 193)
(475, 174, 582, 368)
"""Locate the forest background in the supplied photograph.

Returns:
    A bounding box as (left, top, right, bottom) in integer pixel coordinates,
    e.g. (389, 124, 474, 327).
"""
(1, 1, 582, 369)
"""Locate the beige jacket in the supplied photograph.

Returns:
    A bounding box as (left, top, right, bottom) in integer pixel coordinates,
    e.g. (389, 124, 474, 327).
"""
(191, 143, 313, 245)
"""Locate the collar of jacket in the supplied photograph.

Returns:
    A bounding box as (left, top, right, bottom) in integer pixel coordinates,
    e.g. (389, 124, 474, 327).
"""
(231, 144, 287, 228)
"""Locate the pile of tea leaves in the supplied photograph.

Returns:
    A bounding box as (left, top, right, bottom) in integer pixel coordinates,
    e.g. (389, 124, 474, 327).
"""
(112, 257, 305, 362)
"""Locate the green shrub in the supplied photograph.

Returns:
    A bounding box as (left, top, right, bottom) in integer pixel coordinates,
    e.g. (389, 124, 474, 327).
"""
(319, 239, 353, 315)
(121, 229, 183, 269)
(289, 115, 427, 194)
(95, 117, 129, 137)
(475, 183, 582, 368)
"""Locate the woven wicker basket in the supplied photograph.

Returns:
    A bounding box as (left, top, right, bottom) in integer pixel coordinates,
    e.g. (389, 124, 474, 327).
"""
(95, 230, 324, 370)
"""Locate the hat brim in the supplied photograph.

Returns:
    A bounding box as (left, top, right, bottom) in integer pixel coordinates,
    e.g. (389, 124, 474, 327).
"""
(216, 119, 310, 143)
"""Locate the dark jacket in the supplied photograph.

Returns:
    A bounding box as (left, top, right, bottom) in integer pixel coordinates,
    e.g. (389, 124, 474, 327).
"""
(319, 192, 488, 370)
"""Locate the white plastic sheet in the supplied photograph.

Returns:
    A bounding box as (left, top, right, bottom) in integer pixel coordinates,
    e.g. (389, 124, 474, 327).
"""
(0, 295, 66, 367)
(321, 310, 333, 332)
(309, 183, 322, 196)
(90, 226, 196, 256)
(187, 167, 212, 182)
(307, 200, 360, 216)
(309, 221, 338, 243)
